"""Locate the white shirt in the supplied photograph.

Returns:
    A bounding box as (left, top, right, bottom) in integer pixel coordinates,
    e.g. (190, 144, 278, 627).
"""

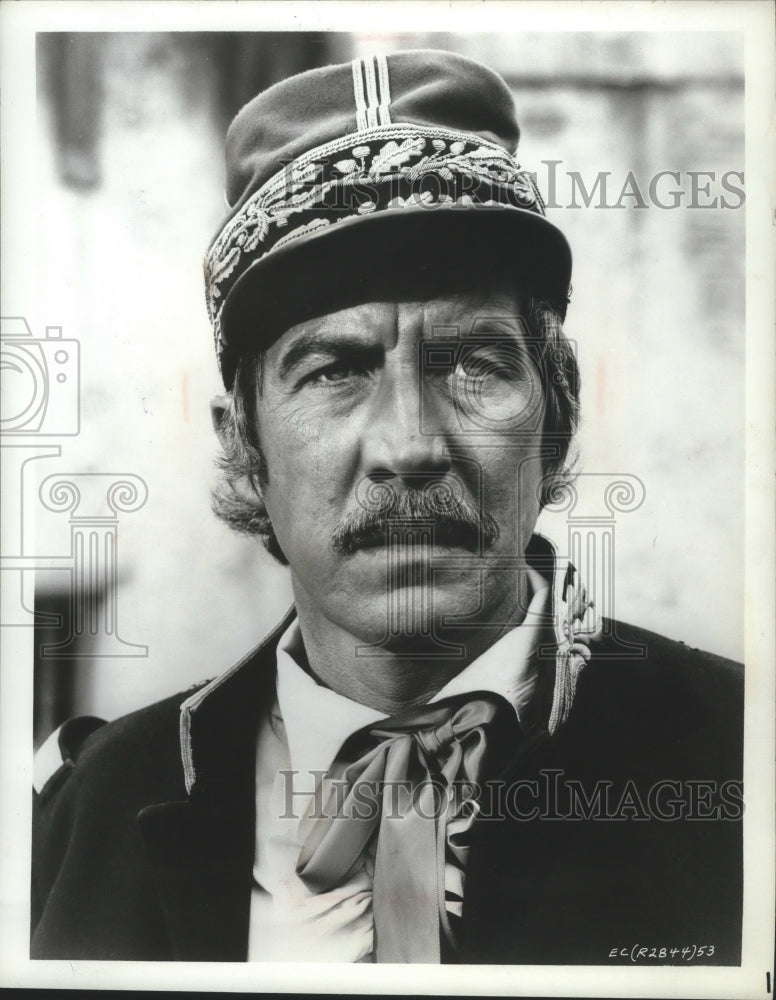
(248, 568, 552, 962)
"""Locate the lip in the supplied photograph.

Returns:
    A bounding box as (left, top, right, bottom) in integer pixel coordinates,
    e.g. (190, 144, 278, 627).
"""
(350, 522, 485, 554)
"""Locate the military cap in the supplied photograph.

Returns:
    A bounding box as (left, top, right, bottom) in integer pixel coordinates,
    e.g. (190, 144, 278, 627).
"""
(203, 49, 572, 388)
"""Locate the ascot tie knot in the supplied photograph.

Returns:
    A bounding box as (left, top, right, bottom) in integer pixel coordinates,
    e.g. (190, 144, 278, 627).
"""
(296, 692, 522, 963)
(416, 716, 455, 760)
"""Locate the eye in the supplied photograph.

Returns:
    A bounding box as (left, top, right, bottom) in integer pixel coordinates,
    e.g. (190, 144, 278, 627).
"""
(306, 362, 369, 387)
(447, 342, 543, 428)
(456, 343, 528, 382)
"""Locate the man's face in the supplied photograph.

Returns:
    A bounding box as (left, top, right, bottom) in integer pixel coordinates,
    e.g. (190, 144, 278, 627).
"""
(253, 280, 547, 648)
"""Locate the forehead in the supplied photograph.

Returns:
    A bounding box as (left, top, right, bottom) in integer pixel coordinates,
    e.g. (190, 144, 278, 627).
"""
(264, 279, 530, 360)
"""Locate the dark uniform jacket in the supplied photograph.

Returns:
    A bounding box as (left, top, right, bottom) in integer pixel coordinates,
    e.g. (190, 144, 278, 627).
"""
(31, 614, 744, 964)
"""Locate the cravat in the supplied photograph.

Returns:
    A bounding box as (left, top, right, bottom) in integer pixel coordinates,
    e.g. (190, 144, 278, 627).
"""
(296, 693, 522, 963)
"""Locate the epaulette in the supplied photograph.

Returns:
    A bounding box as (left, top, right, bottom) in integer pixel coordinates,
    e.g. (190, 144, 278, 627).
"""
(33, 715, 107, 795)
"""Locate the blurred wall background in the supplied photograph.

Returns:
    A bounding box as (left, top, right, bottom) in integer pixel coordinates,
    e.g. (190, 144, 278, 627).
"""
(31, 31, 744, 744)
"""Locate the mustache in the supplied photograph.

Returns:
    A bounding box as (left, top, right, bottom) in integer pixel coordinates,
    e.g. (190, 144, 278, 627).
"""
(331, 483, 500, 555)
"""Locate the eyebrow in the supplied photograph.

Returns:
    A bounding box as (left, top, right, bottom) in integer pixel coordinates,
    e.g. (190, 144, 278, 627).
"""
(432, 316, 528, 345)
(275, 301, 527, 380)
(277, 332, 383, 381)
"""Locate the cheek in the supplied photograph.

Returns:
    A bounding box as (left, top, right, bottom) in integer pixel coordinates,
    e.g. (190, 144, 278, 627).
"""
(258, 407, 355, 542)
(516, 449, 545, 512)
(482, 444, 544, 535)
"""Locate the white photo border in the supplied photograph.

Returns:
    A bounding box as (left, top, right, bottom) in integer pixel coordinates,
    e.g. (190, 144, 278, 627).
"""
(1, 1, 773, 996)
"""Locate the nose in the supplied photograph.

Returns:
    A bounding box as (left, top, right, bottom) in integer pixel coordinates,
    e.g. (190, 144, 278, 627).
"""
(361, 362, 452, 487)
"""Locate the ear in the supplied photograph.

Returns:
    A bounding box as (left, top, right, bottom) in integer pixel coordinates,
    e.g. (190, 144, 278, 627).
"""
(210, 393, 232, 447)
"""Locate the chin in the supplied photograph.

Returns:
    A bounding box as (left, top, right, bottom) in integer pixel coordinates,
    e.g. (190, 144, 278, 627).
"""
(335, 577, 487, 649)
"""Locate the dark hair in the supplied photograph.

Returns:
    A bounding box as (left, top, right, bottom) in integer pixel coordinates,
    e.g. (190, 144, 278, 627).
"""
(211, 298, 580, 565)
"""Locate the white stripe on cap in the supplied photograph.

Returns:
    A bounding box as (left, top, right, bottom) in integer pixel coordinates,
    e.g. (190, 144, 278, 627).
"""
(363, 56, 380, 128)
(351, 58, 369, 130)
(375, 53, 392, 125)
(351, 55, 392, 131)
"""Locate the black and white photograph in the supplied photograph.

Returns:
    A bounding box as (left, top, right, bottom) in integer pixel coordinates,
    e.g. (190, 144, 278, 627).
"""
(1, 1, 773, 995)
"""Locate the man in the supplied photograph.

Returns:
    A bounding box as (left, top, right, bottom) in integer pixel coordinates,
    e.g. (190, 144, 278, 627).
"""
(31, 50, 743, 964)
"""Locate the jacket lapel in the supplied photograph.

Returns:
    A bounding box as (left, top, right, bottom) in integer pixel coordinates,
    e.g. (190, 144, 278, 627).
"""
(137, 610, 295, 961)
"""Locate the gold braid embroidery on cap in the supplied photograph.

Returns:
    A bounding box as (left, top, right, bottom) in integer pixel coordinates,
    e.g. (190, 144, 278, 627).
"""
(204, 124, 545, 361)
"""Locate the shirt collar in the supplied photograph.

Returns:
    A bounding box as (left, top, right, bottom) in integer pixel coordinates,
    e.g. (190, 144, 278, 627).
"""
(275, 619, 386, 781)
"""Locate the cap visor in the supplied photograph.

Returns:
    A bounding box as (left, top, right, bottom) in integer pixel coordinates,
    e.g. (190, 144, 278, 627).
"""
(220, 203, 572, 355)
